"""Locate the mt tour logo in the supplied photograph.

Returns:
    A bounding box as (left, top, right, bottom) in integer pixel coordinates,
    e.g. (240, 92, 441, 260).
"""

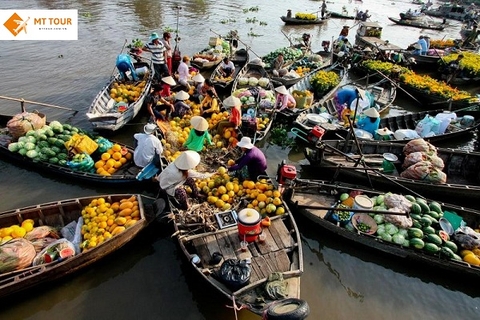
(0, 10, 78, 40)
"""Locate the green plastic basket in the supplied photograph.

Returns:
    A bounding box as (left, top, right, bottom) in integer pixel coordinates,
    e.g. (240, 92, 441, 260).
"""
(443, 211, 463, 231)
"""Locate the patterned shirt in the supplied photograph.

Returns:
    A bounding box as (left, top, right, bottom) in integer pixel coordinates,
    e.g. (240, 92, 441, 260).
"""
(145, 41, 166, 65)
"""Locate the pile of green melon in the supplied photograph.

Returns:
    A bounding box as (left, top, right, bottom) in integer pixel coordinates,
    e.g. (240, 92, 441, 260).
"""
(7, 120, 85, 166)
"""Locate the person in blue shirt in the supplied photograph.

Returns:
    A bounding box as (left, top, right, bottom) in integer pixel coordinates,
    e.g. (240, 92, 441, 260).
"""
(116, 53, 139, 81)
(334, 87, 360, 119)
(417, 36, 428, 55)
(356, 107, 380, 135)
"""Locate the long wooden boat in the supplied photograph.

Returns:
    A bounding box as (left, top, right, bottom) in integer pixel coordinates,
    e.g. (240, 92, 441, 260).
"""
(275, 63, 347, 123)
(402, 51, 442, 68)
(0, 194, 165, 298)
(231, 62, 276, 144)
(210, 48, 249, 93)
(388, 17, 445, 30)
(282, 178, 480, 279)
(166, 154, 304, 316)
(329, 11, 355, 20)
(424, 4, 468, 21)
(86, 60, 153, 132)
(303, 139, 480, 206)
(280, 15, 328, 25)
(0, 114, 151, 185)
(355, 22, 403, 53)
(191, 53, 223, 70)
(291, 78, 396, 142)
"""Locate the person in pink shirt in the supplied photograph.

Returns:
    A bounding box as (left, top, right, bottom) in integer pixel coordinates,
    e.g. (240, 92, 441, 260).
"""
(274, 85, 296, 111)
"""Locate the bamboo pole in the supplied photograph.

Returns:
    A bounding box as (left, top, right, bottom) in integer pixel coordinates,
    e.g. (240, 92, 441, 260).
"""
(0, 95, 77, 114)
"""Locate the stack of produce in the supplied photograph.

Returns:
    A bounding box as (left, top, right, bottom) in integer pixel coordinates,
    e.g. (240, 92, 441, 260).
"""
(262, 47, 304, 69)
(193, 39, 232, 65)
(109, 80, 148, 105)
(294, 13, 317, 20)
(291, 90, 314, 109)
(439, 52, 480, 78)
(400, 139, 446, 184)
(310, 69, 341, 96)
(232, 87, 276, 108)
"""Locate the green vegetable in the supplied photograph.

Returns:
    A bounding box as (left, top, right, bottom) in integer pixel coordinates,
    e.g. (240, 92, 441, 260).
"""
(8, 142, 19, 152)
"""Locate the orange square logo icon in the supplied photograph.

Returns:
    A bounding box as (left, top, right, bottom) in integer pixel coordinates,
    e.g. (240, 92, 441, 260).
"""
(4, 13, 29, 36)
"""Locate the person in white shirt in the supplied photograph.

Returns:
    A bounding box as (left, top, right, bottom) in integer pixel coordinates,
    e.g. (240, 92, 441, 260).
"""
(219, 57, 235, 77)
(133, 123, 163, 168)
(156, 151, 212, 209)
(177, 55, 191, 91)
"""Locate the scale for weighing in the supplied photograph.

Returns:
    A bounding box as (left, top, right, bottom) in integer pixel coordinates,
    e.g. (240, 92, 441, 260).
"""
(215, 210, 238, 229)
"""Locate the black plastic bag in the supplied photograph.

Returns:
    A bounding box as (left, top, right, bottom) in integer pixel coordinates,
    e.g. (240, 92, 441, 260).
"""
(218, 259, 251, 290)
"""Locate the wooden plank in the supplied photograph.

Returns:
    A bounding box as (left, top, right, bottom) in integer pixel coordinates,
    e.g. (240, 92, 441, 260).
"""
(248, 260, 263, 284)
(192, 238, 212, 266)
(256, 227, 279, 255)
(269, 218, 294, 249)
(227, 229, 252, 260)
(251, 255, 274, 279)
(204, 234, 222, 257)
(215, 232, 237, 261)
(273, 251, 292, 272)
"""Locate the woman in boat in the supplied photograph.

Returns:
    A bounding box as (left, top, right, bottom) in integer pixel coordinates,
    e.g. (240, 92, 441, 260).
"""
(115, 53, 139, 81)
(133, 123, 163, 168)
(176, 55, 191, 92)
(160, 75, 177, 99)
(183, 116, 213, 152)
(191, 73, 205, 103)
(171, 90, 191, 118)
(228, 137, 267, 181)
(339, 26, 349, 40)
(216, 96, 242, 135)
(272, 53, 285, 77)
(355, 107, 380, 135)
(157, 150, 211, 209)
(161, 32, 173, 74)
(200, 89, 219, 118)
(274, 85, 296, 111)
(146, 84, 174, 121)
(334, 87, 361, 120)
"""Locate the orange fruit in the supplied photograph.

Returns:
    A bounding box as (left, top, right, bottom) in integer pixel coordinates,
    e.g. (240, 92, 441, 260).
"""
(101, 153, 111, 161)
(114, 161, 122, 168)
(112, 144, 122, 152)
(125, 152, 132, 160)
(112, 152, 122, 160)
(107, 167, 116, 174)
(119, 157, 127, 164)
(257, 193, 267, 202)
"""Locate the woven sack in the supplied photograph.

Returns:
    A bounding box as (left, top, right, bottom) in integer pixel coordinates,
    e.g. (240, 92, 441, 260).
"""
(7, 111, 46, 140)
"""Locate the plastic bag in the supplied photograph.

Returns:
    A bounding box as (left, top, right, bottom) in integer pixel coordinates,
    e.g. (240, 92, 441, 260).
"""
(384, 209, 413, 229)
(453, 227, 480, 250)
(400, 161, 432, 180)
(218, 259, 251, 290)
(32, 239, 76, 266)
(424, 168, 447, 184)
(428, 155, 445, 170)
(394, 129, 421, 140)
(0, 238, 37, 273)
(25, 226, 60, 241)
(402, 151, 427, 169)
(95, 137, 114, 153)
(67, 153, 94, 172)
(64, 133, 98, 155)
(384, 193, 412, 213)
(403, 138, 437, 156)
(415, 115, 440, 138)
(7, 111, 46, 140)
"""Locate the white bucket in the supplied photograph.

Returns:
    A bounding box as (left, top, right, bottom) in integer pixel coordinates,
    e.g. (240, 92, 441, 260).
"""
(353, 195, 373, 210)
(135, 66, 148, 76)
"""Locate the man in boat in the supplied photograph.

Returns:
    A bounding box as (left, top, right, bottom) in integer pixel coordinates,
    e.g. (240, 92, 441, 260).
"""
(146, 83, 174, 122)
(228, 137, 267, 181)
(272, 53, 285, 77)
(321, 0, 327, 19)
(442, 54, 464, 83)
(360, 10, 370, 21)
(115, 53, 139, 81)
(156, 150, 211, 209)
(133, 123, 163, 168)
(286, 9, 292, 18)
(219, 56, 235, 78)
(143, 32, 169, 83)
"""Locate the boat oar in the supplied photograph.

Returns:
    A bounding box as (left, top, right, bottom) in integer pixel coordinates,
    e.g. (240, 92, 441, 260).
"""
(280, 30, 294, 47)
(346, 117, 374, 188)
(0, 95, 78, 115)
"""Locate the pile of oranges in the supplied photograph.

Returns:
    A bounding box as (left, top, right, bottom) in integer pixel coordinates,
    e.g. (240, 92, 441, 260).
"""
(0, 219, 35, 244)
(109, 81, 146, 104)
(94, 144, 132, 176)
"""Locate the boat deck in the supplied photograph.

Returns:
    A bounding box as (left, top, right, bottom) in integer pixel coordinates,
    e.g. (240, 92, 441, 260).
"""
(191, 217, 296, 285)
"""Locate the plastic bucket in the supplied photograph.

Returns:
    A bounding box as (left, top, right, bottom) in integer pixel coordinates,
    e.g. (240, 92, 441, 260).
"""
(353, 195, 374, 210)
(237, 209, 261, 242)
(135, 66, 148, 77)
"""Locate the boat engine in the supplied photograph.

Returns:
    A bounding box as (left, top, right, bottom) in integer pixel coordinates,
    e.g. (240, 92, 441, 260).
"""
(307, 125, 325, 143)
(276, 160, 297, 186)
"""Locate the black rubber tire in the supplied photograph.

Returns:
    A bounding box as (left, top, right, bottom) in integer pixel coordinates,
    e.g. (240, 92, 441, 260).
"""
(266, 298, 310, 320)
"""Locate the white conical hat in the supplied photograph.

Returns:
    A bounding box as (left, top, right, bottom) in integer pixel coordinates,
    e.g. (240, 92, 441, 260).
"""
(175, 90, 190, 101)
(236, 137, 254, 149)
(363, 108, 380, 118)
(192, 74, 205, 82)
(190, 116, 209, 131)
(223, 96, 241, 108)
(174, 150, 201, 170)
(161, 76, 176, 86)
(275, 85, 288, 95)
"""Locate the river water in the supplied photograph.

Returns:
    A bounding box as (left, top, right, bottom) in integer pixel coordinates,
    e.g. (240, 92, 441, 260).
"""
(1, 0, 480, 319)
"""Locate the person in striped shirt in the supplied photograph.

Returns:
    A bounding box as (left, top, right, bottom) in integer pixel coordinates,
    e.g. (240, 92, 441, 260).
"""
(143, 32, 169, 82)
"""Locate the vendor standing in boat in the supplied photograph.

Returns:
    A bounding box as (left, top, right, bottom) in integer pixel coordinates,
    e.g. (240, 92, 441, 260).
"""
(356, 108, 380, 136)
(157, 151, 212, 209)
(228, 137, 267, 181)
(143, 32, 169, 82)
(133, 123, 163, 168)
(321, 0, 327, 19)
(286, 9, 292, 18)
(274, 85, 296, 111)
(183, 116, 214, 152)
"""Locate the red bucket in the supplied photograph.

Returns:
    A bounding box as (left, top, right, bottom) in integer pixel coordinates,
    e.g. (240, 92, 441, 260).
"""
(237, 209, 262, 242)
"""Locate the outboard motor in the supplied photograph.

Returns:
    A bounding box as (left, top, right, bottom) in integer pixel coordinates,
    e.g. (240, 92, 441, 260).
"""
(276, 160, 297, 186)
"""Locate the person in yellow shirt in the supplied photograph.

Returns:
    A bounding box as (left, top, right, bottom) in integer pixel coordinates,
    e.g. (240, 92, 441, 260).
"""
(200, 89, 219, 118)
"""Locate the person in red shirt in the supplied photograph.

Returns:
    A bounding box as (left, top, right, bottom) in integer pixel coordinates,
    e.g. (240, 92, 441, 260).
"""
(216, 96, 242, 134)
(160, 75, 176, 99)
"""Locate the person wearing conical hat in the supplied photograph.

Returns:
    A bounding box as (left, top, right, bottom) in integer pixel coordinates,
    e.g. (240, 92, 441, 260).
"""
(183, 116, 214, 152)
(171, 90, 191, 118)
(133, 123, 163, 168)
(274, 85, 296, 111)
(160, 75, 176, 99)
(157, 150, 212, 209)
(356, 107, 381, 136)
(228, 137, 267, 181)
(216, 96, 242, 135)
(191, 73, 205, 103)
(143, 32, 169, 83)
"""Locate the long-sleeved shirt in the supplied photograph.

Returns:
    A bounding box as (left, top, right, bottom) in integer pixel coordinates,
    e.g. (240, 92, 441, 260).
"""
(335, 88, 358, 107)
(201, 95, 219, 114)
(275, 93, 296, 111)
(159, 162, 210, 196)
(116, 54, 138, 81)
(177, 61, 189, 82)
(356, 116, 380, 135)
(230, 106, 241, 127)
(229, 146, 267, 180)
(183, 129, 213, 152)
(133, 133, 163, 168)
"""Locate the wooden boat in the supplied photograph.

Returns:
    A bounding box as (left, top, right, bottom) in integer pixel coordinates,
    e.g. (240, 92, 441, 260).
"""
(210, 48, 249, 93)
(231, 62, 276, 144)
(0, 194, 165, 298)
(329, 11, 355, 20)
(0, 114, 152, 185)
(168, 167, 304, 316)
(275, 63, 347, 123)
(280, 15, 328, 25)
(388, 17, 445, 30)
(191, 53, 223, 70)
(399, 11, 426, 20)
(282, 177, 480, 279)
(402, 51, 442, 68)
(355, 22, 403, 53)
(424, 4, 468, 21)
(291, 78, 396, 142)
(303, 139, 480, 206)
(86, 60, 153, 132)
